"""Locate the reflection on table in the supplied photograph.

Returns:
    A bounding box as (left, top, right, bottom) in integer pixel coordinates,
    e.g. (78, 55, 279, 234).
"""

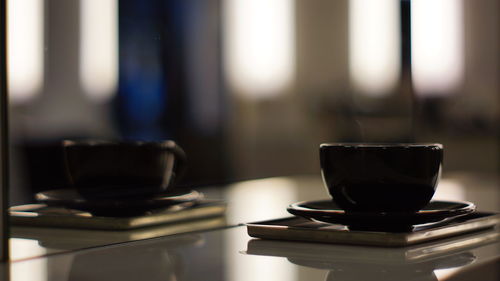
(6, 222, 500, 281)
(246, 227, 500, 281)
(5, 173, 500, 281)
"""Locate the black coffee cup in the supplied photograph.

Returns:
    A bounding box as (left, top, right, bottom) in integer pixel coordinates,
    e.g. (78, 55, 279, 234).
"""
(63, 140, 186, 200)
(320, 143, 443, 213)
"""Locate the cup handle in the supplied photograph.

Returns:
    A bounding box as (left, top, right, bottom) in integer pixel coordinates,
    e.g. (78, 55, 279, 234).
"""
(163, 140, 187, 185)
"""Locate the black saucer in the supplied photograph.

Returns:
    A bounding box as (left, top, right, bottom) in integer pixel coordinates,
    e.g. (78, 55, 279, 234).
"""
(287, 200, 476, 231)
(36, 189, 202, 217)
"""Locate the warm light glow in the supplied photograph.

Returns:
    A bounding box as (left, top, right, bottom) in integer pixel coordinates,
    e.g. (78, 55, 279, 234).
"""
(80, 0, 118, 102)
(225, 178, 298, 281)
(433, 179, 466, 202)
(349, 0, 401, 97)
(225, 177, 298, 223)
(434, 268, 463, 281)
(412, 0, 464, 96)
(7, 0, 44, 103)
(10, 239, 47, 281)
(223, 0, 295, 99)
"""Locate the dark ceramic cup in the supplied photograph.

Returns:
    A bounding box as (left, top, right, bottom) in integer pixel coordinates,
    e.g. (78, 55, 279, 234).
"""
(320, 143, 443, 213)
(63, 140, 186, 200)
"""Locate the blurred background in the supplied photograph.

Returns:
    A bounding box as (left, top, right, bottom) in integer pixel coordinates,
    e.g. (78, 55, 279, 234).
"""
(6, 0, 499, 205)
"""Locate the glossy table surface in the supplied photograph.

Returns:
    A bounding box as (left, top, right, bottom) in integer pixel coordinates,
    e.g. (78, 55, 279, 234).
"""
(5, 173, 500, 281)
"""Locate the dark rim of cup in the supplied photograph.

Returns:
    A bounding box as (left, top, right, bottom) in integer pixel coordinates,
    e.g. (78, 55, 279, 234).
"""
(62, 139, 188, 187)
(320, 143, 443, 149)
(62, 139, 179, 149)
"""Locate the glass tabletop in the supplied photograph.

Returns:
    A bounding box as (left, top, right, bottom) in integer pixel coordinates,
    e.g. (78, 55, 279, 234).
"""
(8, 174, 500, 264)
(7, 223, 500, 281)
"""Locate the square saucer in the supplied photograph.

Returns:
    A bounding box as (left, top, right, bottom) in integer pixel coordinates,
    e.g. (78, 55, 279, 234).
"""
(247, 212, 500, 247)
(10, 200, 226, 230)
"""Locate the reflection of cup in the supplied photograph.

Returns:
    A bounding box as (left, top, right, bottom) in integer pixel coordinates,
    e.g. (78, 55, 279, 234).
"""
(320, 143, 443, 213)
(313, 252, 475, 281)
(246, 229, 491, 281)
(63, 140, 186, 200)
(67, 235, 202, 281)
(323, 251, 476, 281)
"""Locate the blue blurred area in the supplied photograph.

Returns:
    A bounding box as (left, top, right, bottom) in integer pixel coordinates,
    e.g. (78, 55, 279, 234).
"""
(116, 0, 190, 141)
